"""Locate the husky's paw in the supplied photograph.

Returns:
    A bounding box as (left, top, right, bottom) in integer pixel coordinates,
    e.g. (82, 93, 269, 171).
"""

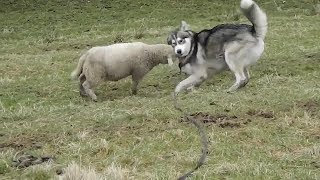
(227, 84, 240, 93)
(227, 80, 248, 93)
(227, 88, 236, 94)
(186, 85, 196, 92)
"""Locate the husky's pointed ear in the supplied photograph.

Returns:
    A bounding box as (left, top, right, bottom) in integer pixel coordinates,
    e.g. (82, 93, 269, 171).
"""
(180, 21, 191, 31)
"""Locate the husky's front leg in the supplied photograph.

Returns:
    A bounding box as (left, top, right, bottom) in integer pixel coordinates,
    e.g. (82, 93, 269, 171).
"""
(174, 72, 207, 96)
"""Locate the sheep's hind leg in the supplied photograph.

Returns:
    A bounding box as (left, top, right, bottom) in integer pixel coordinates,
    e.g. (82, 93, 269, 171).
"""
(82, 81, 97, 101)
(79, 73, 87, 97)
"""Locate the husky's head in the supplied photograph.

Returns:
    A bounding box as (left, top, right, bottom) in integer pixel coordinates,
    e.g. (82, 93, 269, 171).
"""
(167, 21, 194, 58)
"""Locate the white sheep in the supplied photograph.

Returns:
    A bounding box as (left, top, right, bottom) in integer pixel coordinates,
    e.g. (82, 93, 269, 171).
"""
(71, 42, 175, 101)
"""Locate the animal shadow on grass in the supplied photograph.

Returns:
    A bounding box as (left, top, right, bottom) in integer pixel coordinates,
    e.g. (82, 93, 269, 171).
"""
(91, 85, 164, 102)
(89, 75, 175, 102)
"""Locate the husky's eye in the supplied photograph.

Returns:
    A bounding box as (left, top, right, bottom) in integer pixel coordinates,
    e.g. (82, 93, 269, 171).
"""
(178, 39, 184, 44)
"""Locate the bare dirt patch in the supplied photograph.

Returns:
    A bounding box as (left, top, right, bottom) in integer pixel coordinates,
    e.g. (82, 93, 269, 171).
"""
(181, 112, 251, 128)
(246, 109, 275, 119)
(0, 133, 57, 150)
(296, 99, 319, 116)
(0, 140, 42, 150)
(306, 128, 320, 140)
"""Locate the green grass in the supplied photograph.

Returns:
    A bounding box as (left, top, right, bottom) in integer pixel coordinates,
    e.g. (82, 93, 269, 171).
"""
(1, 0, 320, 179)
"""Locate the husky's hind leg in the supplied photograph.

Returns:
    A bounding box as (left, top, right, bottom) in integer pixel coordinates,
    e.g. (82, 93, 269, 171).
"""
(227, 70, 247, 93)
(225, 52, 248, 93)
(243, 67, 250, 85)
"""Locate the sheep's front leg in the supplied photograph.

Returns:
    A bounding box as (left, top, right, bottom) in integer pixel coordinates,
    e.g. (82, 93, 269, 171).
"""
(131, 70, 147, 95)
(131, 80, 139, 95)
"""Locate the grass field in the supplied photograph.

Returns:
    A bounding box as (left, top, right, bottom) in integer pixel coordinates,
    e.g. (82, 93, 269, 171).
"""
(0, 0, 320, 179)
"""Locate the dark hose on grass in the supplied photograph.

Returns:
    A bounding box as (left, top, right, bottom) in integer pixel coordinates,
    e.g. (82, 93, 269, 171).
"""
(173, 94, 208, 180)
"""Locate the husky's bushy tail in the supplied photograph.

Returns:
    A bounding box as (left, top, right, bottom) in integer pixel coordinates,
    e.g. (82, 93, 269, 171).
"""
(240, 0, 267, 39)
(70, 53, 88, 80)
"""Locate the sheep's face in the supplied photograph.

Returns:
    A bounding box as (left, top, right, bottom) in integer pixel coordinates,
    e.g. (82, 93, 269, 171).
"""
(166, 54, 174, 66)
(167, 21, 193, 58)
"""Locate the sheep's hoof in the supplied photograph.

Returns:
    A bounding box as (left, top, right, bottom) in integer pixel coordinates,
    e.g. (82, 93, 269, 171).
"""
(90, 95, 98, 102)
(80, 91, 87, 97)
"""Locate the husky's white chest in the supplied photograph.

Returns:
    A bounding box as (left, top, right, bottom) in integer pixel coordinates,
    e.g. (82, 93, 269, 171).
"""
(180, 63, 194, 75)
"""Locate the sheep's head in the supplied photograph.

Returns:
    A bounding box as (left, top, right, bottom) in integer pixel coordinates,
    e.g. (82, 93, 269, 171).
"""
(163, 45, 177, 66)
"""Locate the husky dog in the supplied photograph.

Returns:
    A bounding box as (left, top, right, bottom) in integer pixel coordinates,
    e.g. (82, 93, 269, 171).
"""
(167, 0, 267, 95)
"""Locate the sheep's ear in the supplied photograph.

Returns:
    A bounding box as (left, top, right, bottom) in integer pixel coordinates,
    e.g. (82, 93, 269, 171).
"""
(167, 33, 174, 45)
(180, 21, 191, 31)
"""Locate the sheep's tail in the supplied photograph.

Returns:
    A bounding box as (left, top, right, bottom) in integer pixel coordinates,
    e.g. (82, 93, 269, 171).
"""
(71, 53, 87, 80)
(240, 0, 267, 40)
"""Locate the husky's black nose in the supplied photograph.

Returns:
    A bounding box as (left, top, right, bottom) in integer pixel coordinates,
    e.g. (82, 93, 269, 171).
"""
(177, 49, 182, 54)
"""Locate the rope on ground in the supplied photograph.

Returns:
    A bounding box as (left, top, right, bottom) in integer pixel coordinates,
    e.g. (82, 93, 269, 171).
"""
(173, 94, 209, 180)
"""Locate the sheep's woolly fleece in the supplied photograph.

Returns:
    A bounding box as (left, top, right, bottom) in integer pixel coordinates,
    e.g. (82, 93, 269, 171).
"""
(57, 162, 130, 180)
(71, 42, 175, 100)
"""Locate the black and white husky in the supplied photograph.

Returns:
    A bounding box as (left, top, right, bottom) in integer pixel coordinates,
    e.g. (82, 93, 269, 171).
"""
(167, 0, 267, 94)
